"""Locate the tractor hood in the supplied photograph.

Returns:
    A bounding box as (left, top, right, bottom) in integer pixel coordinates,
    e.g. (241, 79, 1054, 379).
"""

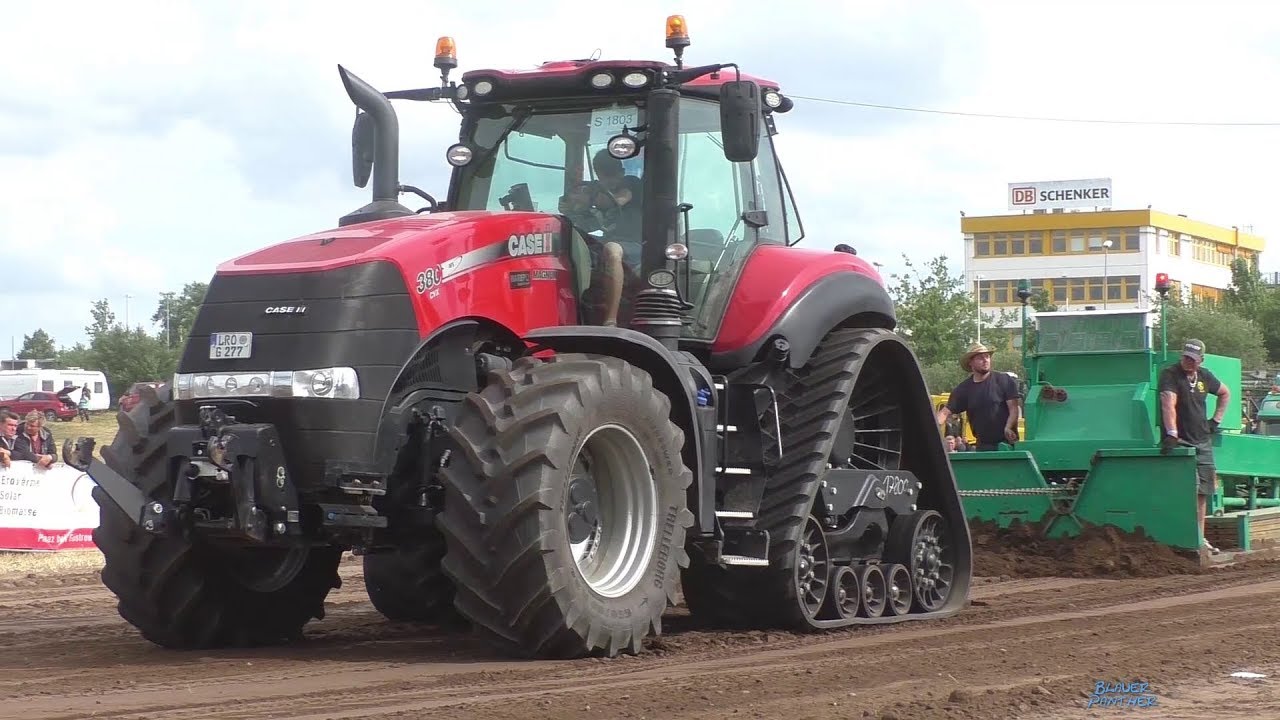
(216, 210, 564, 277)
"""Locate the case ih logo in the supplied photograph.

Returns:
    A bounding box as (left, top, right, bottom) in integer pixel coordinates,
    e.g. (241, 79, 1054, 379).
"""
(508, 232, 554, 258)
(264, 305, 307, 315)
(1010, 186, 1036, 206)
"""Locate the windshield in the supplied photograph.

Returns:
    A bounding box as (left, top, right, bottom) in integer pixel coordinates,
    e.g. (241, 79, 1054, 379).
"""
(451, 100, 647, 215)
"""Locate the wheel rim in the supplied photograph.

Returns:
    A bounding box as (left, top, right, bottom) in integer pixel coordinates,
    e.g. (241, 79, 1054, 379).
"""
(833, 566, 859, 618)
(859, 565, 887, 617)
(44, 410, 56, 422)
(886, 564, 913, 615)
(795, 516, 831, 619)
(565, 424, 658, 599)
(836, 352, 904, 472)
(910, 512, 955, 613)
(222, 546, 310, 593)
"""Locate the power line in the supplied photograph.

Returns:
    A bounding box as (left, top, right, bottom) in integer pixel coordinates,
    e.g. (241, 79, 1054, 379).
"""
(788, 94, 1280, 127)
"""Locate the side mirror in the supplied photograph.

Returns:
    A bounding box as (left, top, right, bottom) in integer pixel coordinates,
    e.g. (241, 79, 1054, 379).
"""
(718, 80, 761, 163)
(351, 110, 376, 188)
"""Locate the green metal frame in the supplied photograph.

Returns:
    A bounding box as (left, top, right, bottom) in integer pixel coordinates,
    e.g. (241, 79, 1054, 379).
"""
(952, 283, 1280, 551)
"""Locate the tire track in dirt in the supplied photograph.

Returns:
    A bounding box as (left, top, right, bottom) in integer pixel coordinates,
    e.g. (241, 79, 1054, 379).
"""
(5, 564, 1280, 720)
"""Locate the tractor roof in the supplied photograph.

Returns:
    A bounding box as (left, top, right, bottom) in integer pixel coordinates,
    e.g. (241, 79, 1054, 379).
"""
(460, 59, 781, 96)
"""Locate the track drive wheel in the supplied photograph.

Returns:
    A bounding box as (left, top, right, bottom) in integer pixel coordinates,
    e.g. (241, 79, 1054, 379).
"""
(885, 510, 956, 613)
(437, 354, 695, 659)
(363, 531, 463, 626)
(93, 384, 343, 649)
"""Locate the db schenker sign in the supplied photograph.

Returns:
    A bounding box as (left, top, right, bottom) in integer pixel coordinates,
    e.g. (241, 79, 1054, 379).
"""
(1007, 178, 1112, 211)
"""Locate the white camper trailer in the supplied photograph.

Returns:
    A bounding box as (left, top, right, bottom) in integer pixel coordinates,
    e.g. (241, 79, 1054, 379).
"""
(0, 369, 111, 411)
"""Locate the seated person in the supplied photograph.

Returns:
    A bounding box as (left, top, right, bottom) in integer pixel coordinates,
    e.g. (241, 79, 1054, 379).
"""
(559, 150, 644, 327)
(14, 410, 55, 468)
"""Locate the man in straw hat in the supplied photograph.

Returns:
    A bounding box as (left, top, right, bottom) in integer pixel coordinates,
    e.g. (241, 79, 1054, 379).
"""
(935, 342, 1022, 451)
(1158, 338, 1231, 555)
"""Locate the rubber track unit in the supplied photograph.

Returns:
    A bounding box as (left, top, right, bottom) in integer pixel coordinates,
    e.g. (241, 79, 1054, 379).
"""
(92, 384, 343, 649)
(682, 327, 969, 630)
(436, 353, 695, 659)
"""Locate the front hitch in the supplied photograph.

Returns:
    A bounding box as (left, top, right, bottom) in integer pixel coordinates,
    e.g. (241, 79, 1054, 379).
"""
(64, 437, 173, 536)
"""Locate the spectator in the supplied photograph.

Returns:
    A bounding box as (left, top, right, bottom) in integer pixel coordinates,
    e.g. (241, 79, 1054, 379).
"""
(0, 410, 17, 468)
(78, 384, 92, 422)
(14, 410, 56, 469)
(936, 343, 1022, 451)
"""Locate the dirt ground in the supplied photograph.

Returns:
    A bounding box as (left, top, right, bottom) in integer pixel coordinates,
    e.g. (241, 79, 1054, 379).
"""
(2, 534, 1279, 720)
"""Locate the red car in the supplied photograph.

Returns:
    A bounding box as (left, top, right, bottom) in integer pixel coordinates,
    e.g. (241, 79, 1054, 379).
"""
(119, 382, 164, 412)
(0, 389, 79, 422)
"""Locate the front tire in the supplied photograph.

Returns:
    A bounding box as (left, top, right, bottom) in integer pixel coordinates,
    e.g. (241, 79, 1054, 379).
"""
(437, 354, 694, 659)
(363, 532, 462, 626)
(92, 384, 343, 649)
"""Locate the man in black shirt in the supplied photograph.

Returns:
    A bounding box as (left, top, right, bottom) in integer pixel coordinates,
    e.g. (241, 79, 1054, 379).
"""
(1158, 338, 1231, 554)
(936, 343, 1022, 451)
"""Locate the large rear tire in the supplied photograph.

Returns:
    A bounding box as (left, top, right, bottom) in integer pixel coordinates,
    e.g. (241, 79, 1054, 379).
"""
(92, 384, 343, 649)
(437, 354, 694, 659)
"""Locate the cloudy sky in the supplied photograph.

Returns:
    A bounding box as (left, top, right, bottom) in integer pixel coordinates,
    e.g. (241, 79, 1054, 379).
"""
(3, 0, 1278, 352)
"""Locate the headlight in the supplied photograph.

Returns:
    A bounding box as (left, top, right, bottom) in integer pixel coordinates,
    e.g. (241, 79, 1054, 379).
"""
(173, 367, 360, 401)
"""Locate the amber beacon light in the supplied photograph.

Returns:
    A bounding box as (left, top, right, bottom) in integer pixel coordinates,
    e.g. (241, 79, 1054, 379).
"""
(666, 15, 690, 48)
(434, 36, 457, 71)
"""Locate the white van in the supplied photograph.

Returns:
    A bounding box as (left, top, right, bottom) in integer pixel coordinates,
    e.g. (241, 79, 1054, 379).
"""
(0, 369, 111, 411)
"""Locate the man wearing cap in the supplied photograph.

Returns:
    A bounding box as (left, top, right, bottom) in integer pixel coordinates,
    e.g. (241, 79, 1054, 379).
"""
(1158, 338, 1231, 555)
(935, 342, 1022, 452)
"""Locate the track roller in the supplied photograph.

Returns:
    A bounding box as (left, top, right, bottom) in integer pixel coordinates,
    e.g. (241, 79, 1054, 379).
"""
(856, 564, 887, 618)
(818, 565, 860, 620)
(884, 563, 913, 616)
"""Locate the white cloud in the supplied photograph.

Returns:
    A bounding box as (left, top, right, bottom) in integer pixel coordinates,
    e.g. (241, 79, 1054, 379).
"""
(1, 0, 1278, 353)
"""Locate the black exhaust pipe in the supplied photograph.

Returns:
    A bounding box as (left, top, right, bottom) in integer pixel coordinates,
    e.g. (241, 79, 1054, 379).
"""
(336, 65, 413, 227)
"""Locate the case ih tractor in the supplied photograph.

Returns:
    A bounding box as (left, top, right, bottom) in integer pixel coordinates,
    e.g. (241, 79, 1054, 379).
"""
(67, 16, 972, 658)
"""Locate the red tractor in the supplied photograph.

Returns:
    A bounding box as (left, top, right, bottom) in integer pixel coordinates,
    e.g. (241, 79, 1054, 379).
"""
(68, 17, 972, 658)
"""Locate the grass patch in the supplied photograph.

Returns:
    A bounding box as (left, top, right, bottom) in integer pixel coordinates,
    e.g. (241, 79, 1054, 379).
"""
(0, 549, 104, 578)
(45, 412, 119, 461)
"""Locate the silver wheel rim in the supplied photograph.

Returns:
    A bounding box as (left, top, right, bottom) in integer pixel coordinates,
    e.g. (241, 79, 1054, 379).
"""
(565, 424, 659, 599)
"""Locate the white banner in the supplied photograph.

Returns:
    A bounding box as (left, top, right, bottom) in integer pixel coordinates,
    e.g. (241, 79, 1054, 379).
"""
(0, 461, 100, 552)
(1008, 178, 1113, 211)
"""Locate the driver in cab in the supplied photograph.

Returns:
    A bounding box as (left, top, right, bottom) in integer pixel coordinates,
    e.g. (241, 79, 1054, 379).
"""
(559, 150, 643, 327)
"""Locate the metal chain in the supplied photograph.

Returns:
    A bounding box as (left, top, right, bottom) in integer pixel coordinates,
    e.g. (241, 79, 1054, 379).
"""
(958, 487, 1075, 497)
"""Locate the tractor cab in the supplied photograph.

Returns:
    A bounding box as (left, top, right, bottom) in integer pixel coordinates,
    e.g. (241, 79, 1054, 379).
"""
(341, 17, 804, 345)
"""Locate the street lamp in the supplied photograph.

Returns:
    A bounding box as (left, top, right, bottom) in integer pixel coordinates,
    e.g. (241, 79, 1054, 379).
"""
(1102, 239, 1113, 309)
(974, 273, 984, 343)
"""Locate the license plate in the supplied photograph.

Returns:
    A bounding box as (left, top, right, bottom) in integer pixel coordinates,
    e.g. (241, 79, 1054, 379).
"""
(209, 332, 253, 359)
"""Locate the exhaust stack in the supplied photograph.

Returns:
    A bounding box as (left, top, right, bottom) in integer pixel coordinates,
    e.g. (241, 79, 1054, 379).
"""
(337, 65, 413, 227)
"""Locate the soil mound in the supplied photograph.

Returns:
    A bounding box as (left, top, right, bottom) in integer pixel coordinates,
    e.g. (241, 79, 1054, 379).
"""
(969, 520, 1203, 579)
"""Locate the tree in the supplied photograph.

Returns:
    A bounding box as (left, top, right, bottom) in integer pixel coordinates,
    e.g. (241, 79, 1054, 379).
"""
(152, 281, 208, 349)
(887, 254, 1017, 394)
(1224, 257, 1268, 321)
(87, 299, 117, 339)
(888, 255, 979, 370)
(1156, 302, 1267, 369)
(17, 329, 56, 360)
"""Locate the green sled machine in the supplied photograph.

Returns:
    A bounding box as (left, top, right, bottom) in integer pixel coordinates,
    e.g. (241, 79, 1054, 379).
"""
(951, 274, 1280, 557)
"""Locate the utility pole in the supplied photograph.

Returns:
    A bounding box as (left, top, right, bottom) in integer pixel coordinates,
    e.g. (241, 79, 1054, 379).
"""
(166, 294, 172, 347)
(125, 294, 133, 329)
